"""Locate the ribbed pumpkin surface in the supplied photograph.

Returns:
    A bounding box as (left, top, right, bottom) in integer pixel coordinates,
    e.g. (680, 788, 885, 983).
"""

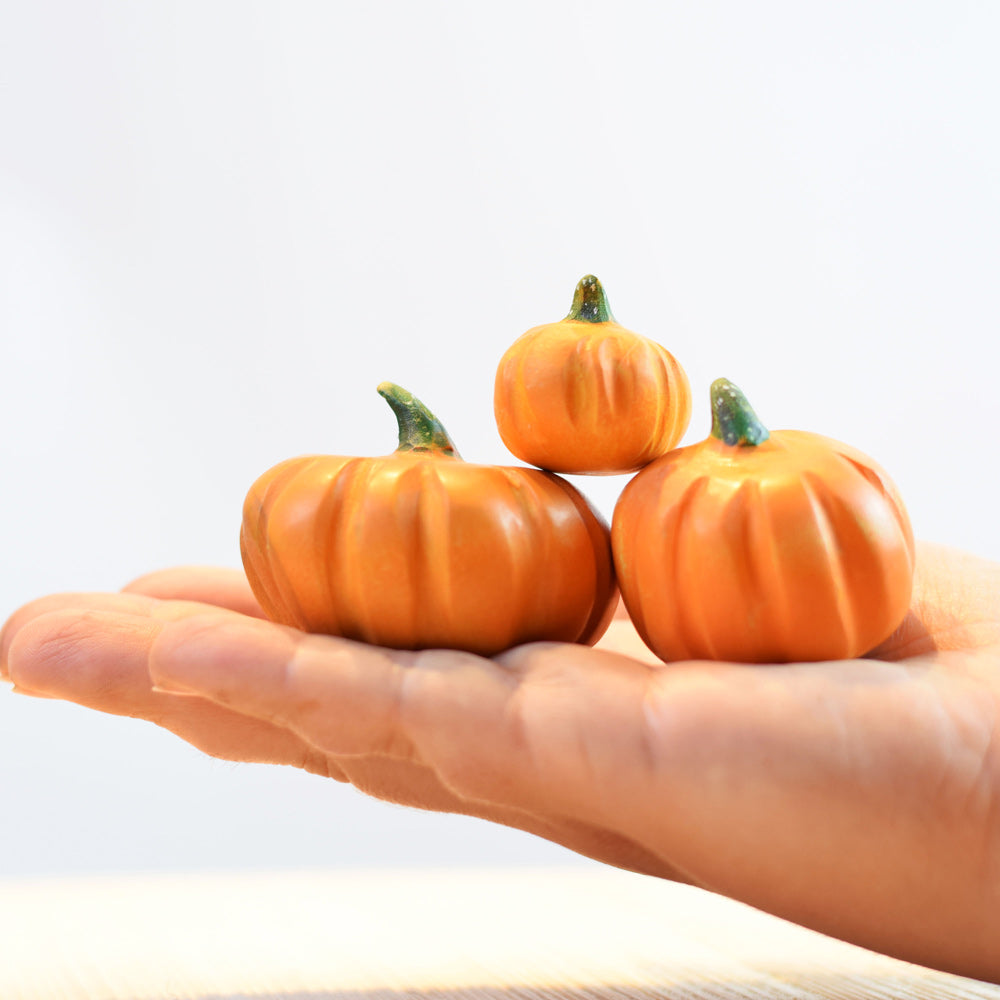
(495, 321, 691, 474)
(612, 431, 915, 663)
(241, 451, 618, 656)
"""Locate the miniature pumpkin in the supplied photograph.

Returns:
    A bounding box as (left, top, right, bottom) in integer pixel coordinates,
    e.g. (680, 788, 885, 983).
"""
(241, 383, 618, 656)
(612, 379, 915, 663)
(494, 275, 691, 475)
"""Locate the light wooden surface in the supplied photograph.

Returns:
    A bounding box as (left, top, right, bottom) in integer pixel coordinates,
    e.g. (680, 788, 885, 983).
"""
(1, 866, 996, 999)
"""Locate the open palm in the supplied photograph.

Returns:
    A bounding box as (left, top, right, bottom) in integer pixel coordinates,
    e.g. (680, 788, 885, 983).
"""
(2, 541, 999, 982)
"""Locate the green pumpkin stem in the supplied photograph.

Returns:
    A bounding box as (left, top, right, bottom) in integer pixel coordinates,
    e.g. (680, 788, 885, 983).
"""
(377, 383, 460, 457)
(710, 378, 770, 447)
(565, 274, 616, 323)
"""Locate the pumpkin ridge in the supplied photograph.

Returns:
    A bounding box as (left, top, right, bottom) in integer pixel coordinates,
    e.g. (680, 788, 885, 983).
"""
(666, 473, 712, 660)
(563, 337, 591, 432)
(844, 455, 887, 492)
(821, 454, 915, 653)
(240, 483, 280, 622)
(505, 335, 553, 463)
(754, 480, 799, 660)
(733, 479, 786, 658)
(835, 450, 915, 555)
(332, 457, 383, 644)
(667, 348, 692, 449)
(388, 461, 424, 646)
(594, 334, 621, 426)
(266, 458, 330, 629)
(800, 470, 856, 659)
(646, 343, 682, 455)
(242, 459, 299, 623)
(499, 344, 529, 448)
(310, 457, 354, 638)
(412, 462, 456, 648)
(507, 470, 555, 644)
(240, 525, 281, 623)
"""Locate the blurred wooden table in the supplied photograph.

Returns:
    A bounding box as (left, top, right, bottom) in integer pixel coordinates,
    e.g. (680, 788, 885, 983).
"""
(1, 866, 997, 999)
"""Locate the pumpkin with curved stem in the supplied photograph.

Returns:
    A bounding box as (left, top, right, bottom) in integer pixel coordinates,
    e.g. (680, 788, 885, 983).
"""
(240, 383, 618, 656)
(611, 379, 915, 663)
(494, 275, 691, 475)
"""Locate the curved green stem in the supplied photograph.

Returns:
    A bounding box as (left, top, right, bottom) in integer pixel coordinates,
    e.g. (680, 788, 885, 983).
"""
(710, 378, 770, 447)
(377, 383, 460, 457)
(564, 274, 616, 323)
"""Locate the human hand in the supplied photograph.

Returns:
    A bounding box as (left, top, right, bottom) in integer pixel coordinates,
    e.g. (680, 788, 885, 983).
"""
(2, 543, 999, 982)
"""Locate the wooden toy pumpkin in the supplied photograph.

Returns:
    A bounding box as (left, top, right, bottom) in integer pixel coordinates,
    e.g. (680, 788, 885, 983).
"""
(494, 275, 691, 474)
(612, 379, 915, 663)
(241, 383, 618, 656)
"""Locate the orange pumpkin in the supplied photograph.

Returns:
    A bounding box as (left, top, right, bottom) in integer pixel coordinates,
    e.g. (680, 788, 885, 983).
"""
(494, 275, 691, 475)
(241, 383, 618, 656)
(612, 379, 915, 663)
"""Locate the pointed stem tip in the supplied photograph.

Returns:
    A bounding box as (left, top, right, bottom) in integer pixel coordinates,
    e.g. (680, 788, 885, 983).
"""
(710, 378, 770, 447)
(565, 274, 615, 324)
(376, 383, 460, 457)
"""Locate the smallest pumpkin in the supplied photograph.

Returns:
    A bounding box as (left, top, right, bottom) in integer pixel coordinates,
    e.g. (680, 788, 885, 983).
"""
(494, 275, 691, 475)
(612, 379, 915, 664)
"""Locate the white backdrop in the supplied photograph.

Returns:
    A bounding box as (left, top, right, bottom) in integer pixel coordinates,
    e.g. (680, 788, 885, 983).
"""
(1, 1, 998, 876)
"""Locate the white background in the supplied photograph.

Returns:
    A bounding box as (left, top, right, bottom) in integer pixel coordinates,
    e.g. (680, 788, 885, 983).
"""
(1, 1, 998, 877)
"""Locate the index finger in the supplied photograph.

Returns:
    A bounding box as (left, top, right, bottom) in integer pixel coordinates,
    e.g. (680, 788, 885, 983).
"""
(124, 566, 266, 618)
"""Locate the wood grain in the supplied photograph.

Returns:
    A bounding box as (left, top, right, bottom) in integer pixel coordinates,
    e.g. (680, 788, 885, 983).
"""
(0, 867, 995, 999)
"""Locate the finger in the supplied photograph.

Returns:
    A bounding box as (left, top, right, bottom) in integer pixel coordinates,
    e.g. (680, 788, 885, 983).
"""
(2, 567, 265, 679)
(124, 566, 266, 618)
(149, 608, 1000, 968)
(149, 616, 662, 831)
(151, 619, 696, 881)
(2, 591, 165, 679)
(2, 587, 272, 681)
(6, 606, 339, 774)
(150, 616, 421, 760)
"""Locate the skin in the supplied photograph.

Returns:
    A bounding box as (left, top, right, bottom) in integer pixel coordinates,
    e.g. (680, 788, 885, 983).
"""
(1, 542, 999, 981)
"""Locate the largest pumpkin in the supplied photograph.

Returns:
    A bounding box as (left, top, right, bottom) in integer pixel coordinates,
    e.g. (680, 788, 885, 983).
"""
(241, 383, 618, 656)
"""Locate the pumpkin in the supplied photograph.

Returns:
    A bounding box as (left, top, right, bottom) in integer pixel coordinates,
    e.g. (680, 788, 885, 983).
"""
(240, 383, 618, 656)
(493, 275, 692, 475)
(611, 379, 915, 663)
